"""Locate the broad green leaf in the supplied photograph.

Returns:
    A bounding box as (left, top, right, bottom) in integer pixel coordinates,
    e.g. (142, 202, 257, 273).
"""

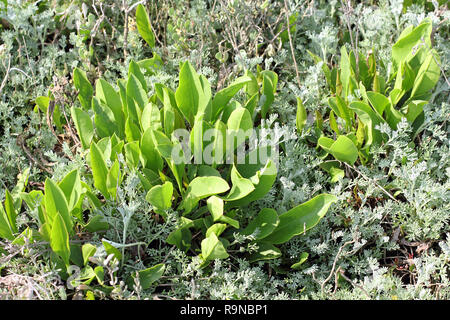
(124, 141, 140, 169)
(0, 205, 14, 240)
(206, 223, 227, 238)
(127, 74, 148, 111)
(95, 79, 124, 137)
(241, 208, 279, 240)
(137, 264, 165, 290)
(296, 97, 307, 134)
(222, 165, 255, 201)
(227, 106, 253, 156)
(89, 142, 109, 198)
(317, 136, 334, 154)
(146, 181, 173, 213)
(233, 156, 277, 207)
(404, 100, 427, 123)
(207, 196, 224, 221)
(44, 178, 72, 234)
(141, 102, 162, 132)
(50, 214, 70, 266)
(136, 4, 155, 48)
(349, 101, 384, 147)
(84, 215, 109, 232)
(410, 52, 440, 101)
(167, 225, 192, 252)
(339, 46, 352, 99)
(106, 160, 120, 199)
(329, 135, 359, 165)
(125, 116, 141, 142)
(71, 107, 94, 150)
(291, 252, 309, 270)
(212, 75, 252, 119)
(151, 129, 173, 158)
(102, 240, 122, 261)
(92, 97, 119, 138)
(182, 176, 229, 213)
(200, 232, 229, 263)
(260, 74, 274, 119)
(175, 61, 209, 126)
(128, 60, 147, 92)
(248, 242, 281, 263)
(263, 194, 337, 244)
(392, 18, 432, 69)
(366, 91, 390, 117)
(82, 243, 97, 266)
(4, 190, 17, 234)
(329, 111, 339, 135)
(73, 68, 93, 110)
(140, 128, 164, 172)
(58, 169, 82, 213)
(319, 160, 345, 183)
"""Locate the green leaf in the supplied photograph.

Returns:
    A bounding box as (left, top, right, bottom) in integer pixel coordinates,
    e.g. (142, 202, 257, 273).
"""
(127, 74, 148, 112)
(106, 160, 120, 199)
(296, 97, 307, 134)
(89, 142, 109, 198)
(260, 74, 275, 118)
(366, 91, 390, 117)
(329, 135, 359, 165)
(222, 165, 255, 201)
(128, 60, 147, 92)
(0, 205, 14, 240)
(207, 196, 224, 222)
(58, 169, 82, 213)
(136, 4, 155, 48)
(124, 141, 140, 169)
(227, 107, 253, 151)
(44, 178, 72, 233)
(95, 79, 124, 137)
(73, 68, 93, 110)
(125, 117, 141, 142)
(151, 129, 173, 158)
(200, 232, 229, 263)
(175, 61, 210, 126)
(263, 194, 337, 244)
(206, 223, 227, 238)
(82, 243, 97, 266)
(339, 46, 352, 98)
(392, 18, 432, 69)
(4, 189, 17, 234)
(409, 52, 440, 100)
(84, 215, 109, 232)
(146, 181, 173, 213)
(140, 128, 164, 172)
(241, 208, 279, 240)
(182, 176, 230, 214)
(348, 101, 384, 147)
(71, 107, 94, 150)
(212, 76, 252, 119)
(137, 264, 165, 289)
(141, 102, 162, 132)
(291, 252, 309, 270)
(50, 214, 70, 266)
(233, 156, 277, 207)
(329, 111, 339, 135)
(319, 160, 345, 183)
(102, 240, 122, 260)
(248, 242, 281, 263)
